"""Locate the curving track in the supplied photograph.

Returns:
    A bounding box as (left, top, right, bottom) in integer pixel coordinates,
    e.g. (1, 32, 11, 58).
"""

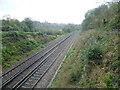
(1, 31, 79, 89)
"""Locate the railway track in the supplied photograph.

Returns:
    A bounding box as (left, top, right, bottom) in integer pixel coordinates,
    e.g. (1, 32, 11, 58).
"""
(1, 31, 78, 89)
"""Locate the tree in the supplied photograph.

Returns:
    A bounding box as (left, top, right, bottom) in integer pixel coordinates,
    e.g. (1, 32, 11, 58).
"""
(81, 2, 119, 31)
(23, 18, 34, 32)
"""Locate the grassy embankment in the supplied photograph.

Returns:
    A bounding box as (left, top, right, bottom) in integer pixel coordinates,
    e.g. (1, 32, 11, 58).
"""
(50, 30, 119, 88)
(2, 31, 64, 69)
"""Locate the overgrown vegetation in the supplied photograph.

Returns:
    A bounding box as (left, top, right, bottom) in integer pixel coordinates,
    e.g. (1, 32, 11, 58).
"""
(1, 17, 80, 69)
(50, 30, 119, 88)
(2, 31, 58, 69)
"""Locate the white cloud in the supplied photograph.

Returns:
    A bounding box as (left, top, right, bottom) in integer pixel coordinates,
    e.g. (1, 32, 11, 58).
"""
(0, 0, 102, 24)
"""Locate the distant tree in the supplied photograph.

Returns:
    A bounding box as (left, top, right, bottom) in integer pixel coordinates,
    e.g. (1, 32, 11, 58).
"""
(1, 16, 80, 33)
(22, 18, 34, 32)
(62, 24, 79, 33)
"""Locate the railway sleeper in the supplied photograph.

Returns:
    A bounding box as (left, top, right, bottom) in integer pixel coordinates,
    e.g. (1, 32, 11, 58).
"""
(31, 76, 40, 79)
(35, 72, 42, 74)
(33, 74, 41, 77)
(24, 81, 37, 85)
(24, 82, 35, 86)
(21, 85, 33, 88)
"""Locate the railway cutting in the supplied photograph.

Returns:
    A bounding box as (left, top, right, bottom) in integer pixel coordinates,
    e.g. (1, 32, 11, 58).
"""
(1, 31, 79, 89)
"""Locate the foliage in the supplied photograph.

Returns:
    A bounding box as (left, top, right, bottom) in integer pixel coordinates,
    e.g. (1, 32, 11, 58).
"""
(86, 45, 103, 61)
(2, 17, 80, 33)
(2, 32, 58, 69)
(103, 72, 117, 88)
(82, 2, 120, 31)
(62, 24, 81, 33)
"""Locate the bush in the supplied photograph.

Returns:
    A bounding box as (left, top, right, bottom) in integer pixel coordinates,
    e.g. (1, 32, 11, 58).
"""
(86, 45, 103, 63)
(87, 45, 103, 62)
(79, 44, 103, 65)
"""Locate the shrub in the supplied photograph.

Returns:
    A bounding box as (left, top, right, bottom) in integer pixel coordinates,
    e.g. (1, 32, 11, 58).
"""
(86, 45, 103, 62)
(79, 44, 103, 64)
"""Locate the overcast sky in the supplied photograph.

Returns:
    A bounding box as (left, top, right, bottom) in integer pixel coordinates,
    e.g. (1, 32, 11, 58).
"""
(0, 0, 106, 24)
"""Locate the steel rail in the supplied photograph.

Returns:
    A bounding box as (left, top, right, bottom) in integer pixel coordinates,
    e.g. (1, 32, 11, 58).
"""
(0, 34, 68, 78)
(1, 34, 71, 88)
(31, 38, 71, 89)
(12, 47, 59, 89)
(12, 33, 71, 90)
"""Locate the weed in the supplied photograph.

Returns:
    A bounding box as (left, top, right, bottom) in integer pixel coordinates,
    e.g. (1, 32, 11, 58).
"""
(103, 72, 116, 88)
(70, 70, 81, 84)
(66, 47, 74, 58)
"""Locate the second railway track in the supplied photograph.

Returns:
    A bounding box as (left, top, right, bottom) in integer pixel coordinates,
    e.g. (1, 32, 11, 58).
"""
(1, 31, 79, 89)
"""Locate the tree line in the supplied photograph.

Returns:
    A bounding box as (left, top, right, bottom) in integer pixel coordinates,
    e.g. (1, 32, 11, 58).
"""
(1, 17, 80, 34)
(81, 1, 120, 31)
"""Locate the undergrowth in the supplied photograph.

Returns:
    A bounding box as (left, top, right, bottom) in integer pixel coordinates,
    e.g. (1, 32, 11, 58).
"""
(50, 30, 119, 88)
(2, 32, 62, 69)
